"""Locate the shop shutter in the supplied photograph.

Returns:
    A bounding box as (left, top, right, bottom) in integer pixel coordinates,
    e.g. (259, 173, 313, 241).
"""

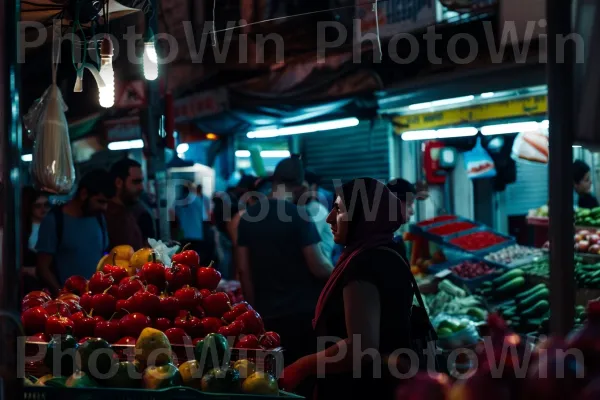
(505, 161, 549, 216)
(301, 120, 392, 190)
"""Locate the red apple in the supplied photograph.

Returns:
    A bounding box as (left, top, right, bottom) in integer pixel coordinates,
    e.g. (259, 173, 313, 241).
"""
(88, 272, 115, 294)
(577, 240, 591, 252)
(103, 264, 129, 284)
(164, 327, 191, 345)
(199, 289, 211, 298)
(222, 302, 252, 323)
(95, 318, 121, 344)
(91, 292, 117, 319)
(196, 264, 221, 291)
(590, 244, 600, 254)
(24, 290, 52, 303)
(235, 334, 260, 349)
(174, 313, 204, 338)
(159, 295, 181, 320)
(173, 286, 201, 310)
(199, 317, 223, 335)
(45, 315, 74, 335)
(218, 320, 245, 337)
(119, 313, 151, 338)
(172, 245, 200, 268)
(146, 284, 160, 296)
(139, 260, 166, 289)
(22, 296, 47, 312)
(259, 331, 281, 349)
(118, 277, 144, 300)
(190, 305, 206, 319)
(21, 306, 49, 335)
(27, 332, 50, 342)
(43, 300, 72, 317)
(236, 311, 264, 335)
(589, 234, 600, 245)
(62, 299, 83, 315)
(72, 311, 98, 338)
(56, 292, 80, 303)
(202, 292, 231, 317)
(79, 292, 93, 312)
(64, 275, 88, 295)
(153, 317, 172, 332)
(115, 299, 131, 318)
(165, 264, 193, 291)
(115, 336, 137, 345)
(130, 289, 160, 316)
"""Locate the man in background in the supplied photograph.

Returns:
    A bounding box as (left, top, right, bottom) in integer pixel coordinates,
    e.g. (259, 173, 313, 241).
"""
(175, 182, 215, 262)
(106, 158, 145, 250)
(236, 156, 333, 365)
(387, 178, 427, 257)
(36, 169, 113, 293)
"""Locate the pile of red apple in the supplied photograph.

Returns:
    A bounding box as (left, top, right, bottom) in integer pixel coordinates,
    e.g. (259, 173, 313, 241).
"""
(21, 248, 280, 351)
(574, 229, 600, 254)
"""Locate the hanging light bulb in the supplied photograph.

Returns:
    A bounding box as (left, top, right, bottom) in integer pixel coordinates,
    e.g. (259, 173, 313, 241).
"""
(143, 28, 158, 81)
(98, 35, 115, 108)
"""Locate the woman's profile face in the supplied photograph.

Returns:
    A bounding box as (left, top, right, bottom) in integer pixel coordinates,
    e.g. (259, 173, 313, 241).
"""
(575, 172, 593, 194)
(326, 196, 349, 244)
(32, 195, 50, 221)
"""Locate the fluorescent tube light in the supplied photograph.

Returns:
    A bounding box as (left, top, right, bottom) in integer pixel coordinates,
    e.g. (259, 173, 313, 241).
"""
(235, 150, 251, 157)
(21, 154, 32, 162)
(260, 150, 291, 158)
(401, 127, 478, 141)
(247, 118, 359, 139)
(481, 92, 495, 98)
(481, 121, 541, 136)
(408, 95, 475, 111)
(108, 139, 144, 150)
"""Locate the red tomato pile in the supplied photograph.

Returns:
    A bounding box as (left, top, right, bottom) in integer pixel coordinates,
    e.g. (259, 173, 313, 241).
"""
(21, 248, 281, 351)
(449, 231, 509, 252)
(427, 222, 478, 237)
(416, 215, 457, 227)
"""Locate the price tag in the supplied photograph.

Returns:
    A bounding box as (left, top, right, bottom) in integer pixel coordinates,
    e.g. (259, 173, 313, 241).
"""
(434, 269, 452, 279)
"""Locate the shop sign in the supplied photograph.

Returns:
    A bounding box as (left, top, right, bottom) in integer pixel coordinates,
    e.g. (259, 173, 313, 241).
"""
(357, 0, 436, 39)
(174, 89, 228, 123)
(393, 95, 547, 133)
(104, 116, 142, 142)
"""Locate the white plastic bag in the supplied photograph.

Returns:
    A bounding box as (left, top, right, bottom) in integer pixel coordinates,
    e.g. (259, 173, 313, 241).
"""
(511, 130, 549, 164)
(147, 238, 180, 266)
(24, 20, 75, 194)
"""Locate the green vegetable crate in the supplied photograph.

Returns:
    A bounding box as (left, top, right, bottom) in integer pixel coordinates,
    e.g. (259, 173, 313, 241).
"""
(24, 386, 303, 400)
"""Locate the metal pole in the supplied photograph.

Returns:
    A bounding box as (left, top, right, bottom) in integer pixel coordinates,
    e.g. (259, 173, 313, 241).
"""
(0, 0, 23, 397)
(547, 0, 575, 335)
(144, 0, 169, 242)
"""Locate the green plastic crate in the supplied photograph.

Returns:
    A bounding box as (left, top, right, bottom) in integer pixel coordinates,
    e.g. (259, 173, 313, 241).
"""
(24, 386, 303, 400)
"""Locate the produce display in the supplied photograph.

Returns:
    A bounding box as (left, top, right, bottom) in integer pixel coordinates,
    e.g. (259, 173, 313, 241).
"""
(477, 268, 527, 303)
(492, 281, 550, 334)
(27, 328, 280, 395)
(425, 280, 487, 320)
(573, 229, 600, 254)
(484, 244, 544, 266)
(416, 215, 457, 227)
(449, 231, 509, 252)
(575, 207, 600, 227)
(528, 204, 549, 218)
(22, 244, 284, 395)
(449, 260, 495, 280)
(427, 221, 478, 237)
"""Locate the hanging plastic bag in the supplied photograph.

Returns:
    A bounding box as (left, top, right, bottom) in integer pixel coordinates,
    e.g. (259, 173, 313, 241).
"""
(511, 129, 549, 164)
(463, 136, 497, 179)
(24, 20, 75, 194)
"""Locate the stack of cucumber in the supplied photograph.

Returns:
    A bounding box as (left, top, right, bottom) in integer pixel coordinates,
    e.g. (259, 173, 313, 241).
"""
(493, 283, 550, 333)
(478, 269, 527, 302)
(574, 261, 600, 288)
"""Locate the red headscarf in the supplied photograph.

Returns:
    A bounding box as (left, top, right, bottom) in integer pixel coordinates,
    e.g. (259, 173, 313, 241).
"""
(313, 178, 405, 329)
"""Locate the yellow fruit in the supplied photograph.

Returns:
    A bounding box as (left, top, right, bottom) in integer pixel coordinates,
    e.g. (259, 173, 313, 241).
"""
(233, 359, 256, 380)
(96, 254, 110, 272)
(242, 372, 278, 395)
(111, 245, 135, 261)
(130, 248, 155, 270)
(179, 360, 204, 389)
(35, 374, 54, 386)
(135, 328, 172, 369)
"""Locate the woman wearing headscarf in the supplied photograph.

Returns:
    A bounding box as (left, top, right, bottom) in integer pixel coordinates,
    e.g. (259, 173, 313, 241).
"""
(573, 160, 599, 209)
(281, 178, 427, 399)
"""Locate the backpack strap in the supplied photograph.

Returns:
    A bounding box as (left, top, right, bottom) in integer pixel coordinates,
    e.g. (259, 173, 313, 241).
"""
(375, 246, 429, 313)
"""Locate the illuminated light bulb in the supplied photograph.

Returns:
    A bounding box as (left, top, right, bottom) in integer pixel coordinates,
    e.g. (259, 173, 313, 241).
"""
(143, 41, 159, 81)
(98, 36, 115, 108)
